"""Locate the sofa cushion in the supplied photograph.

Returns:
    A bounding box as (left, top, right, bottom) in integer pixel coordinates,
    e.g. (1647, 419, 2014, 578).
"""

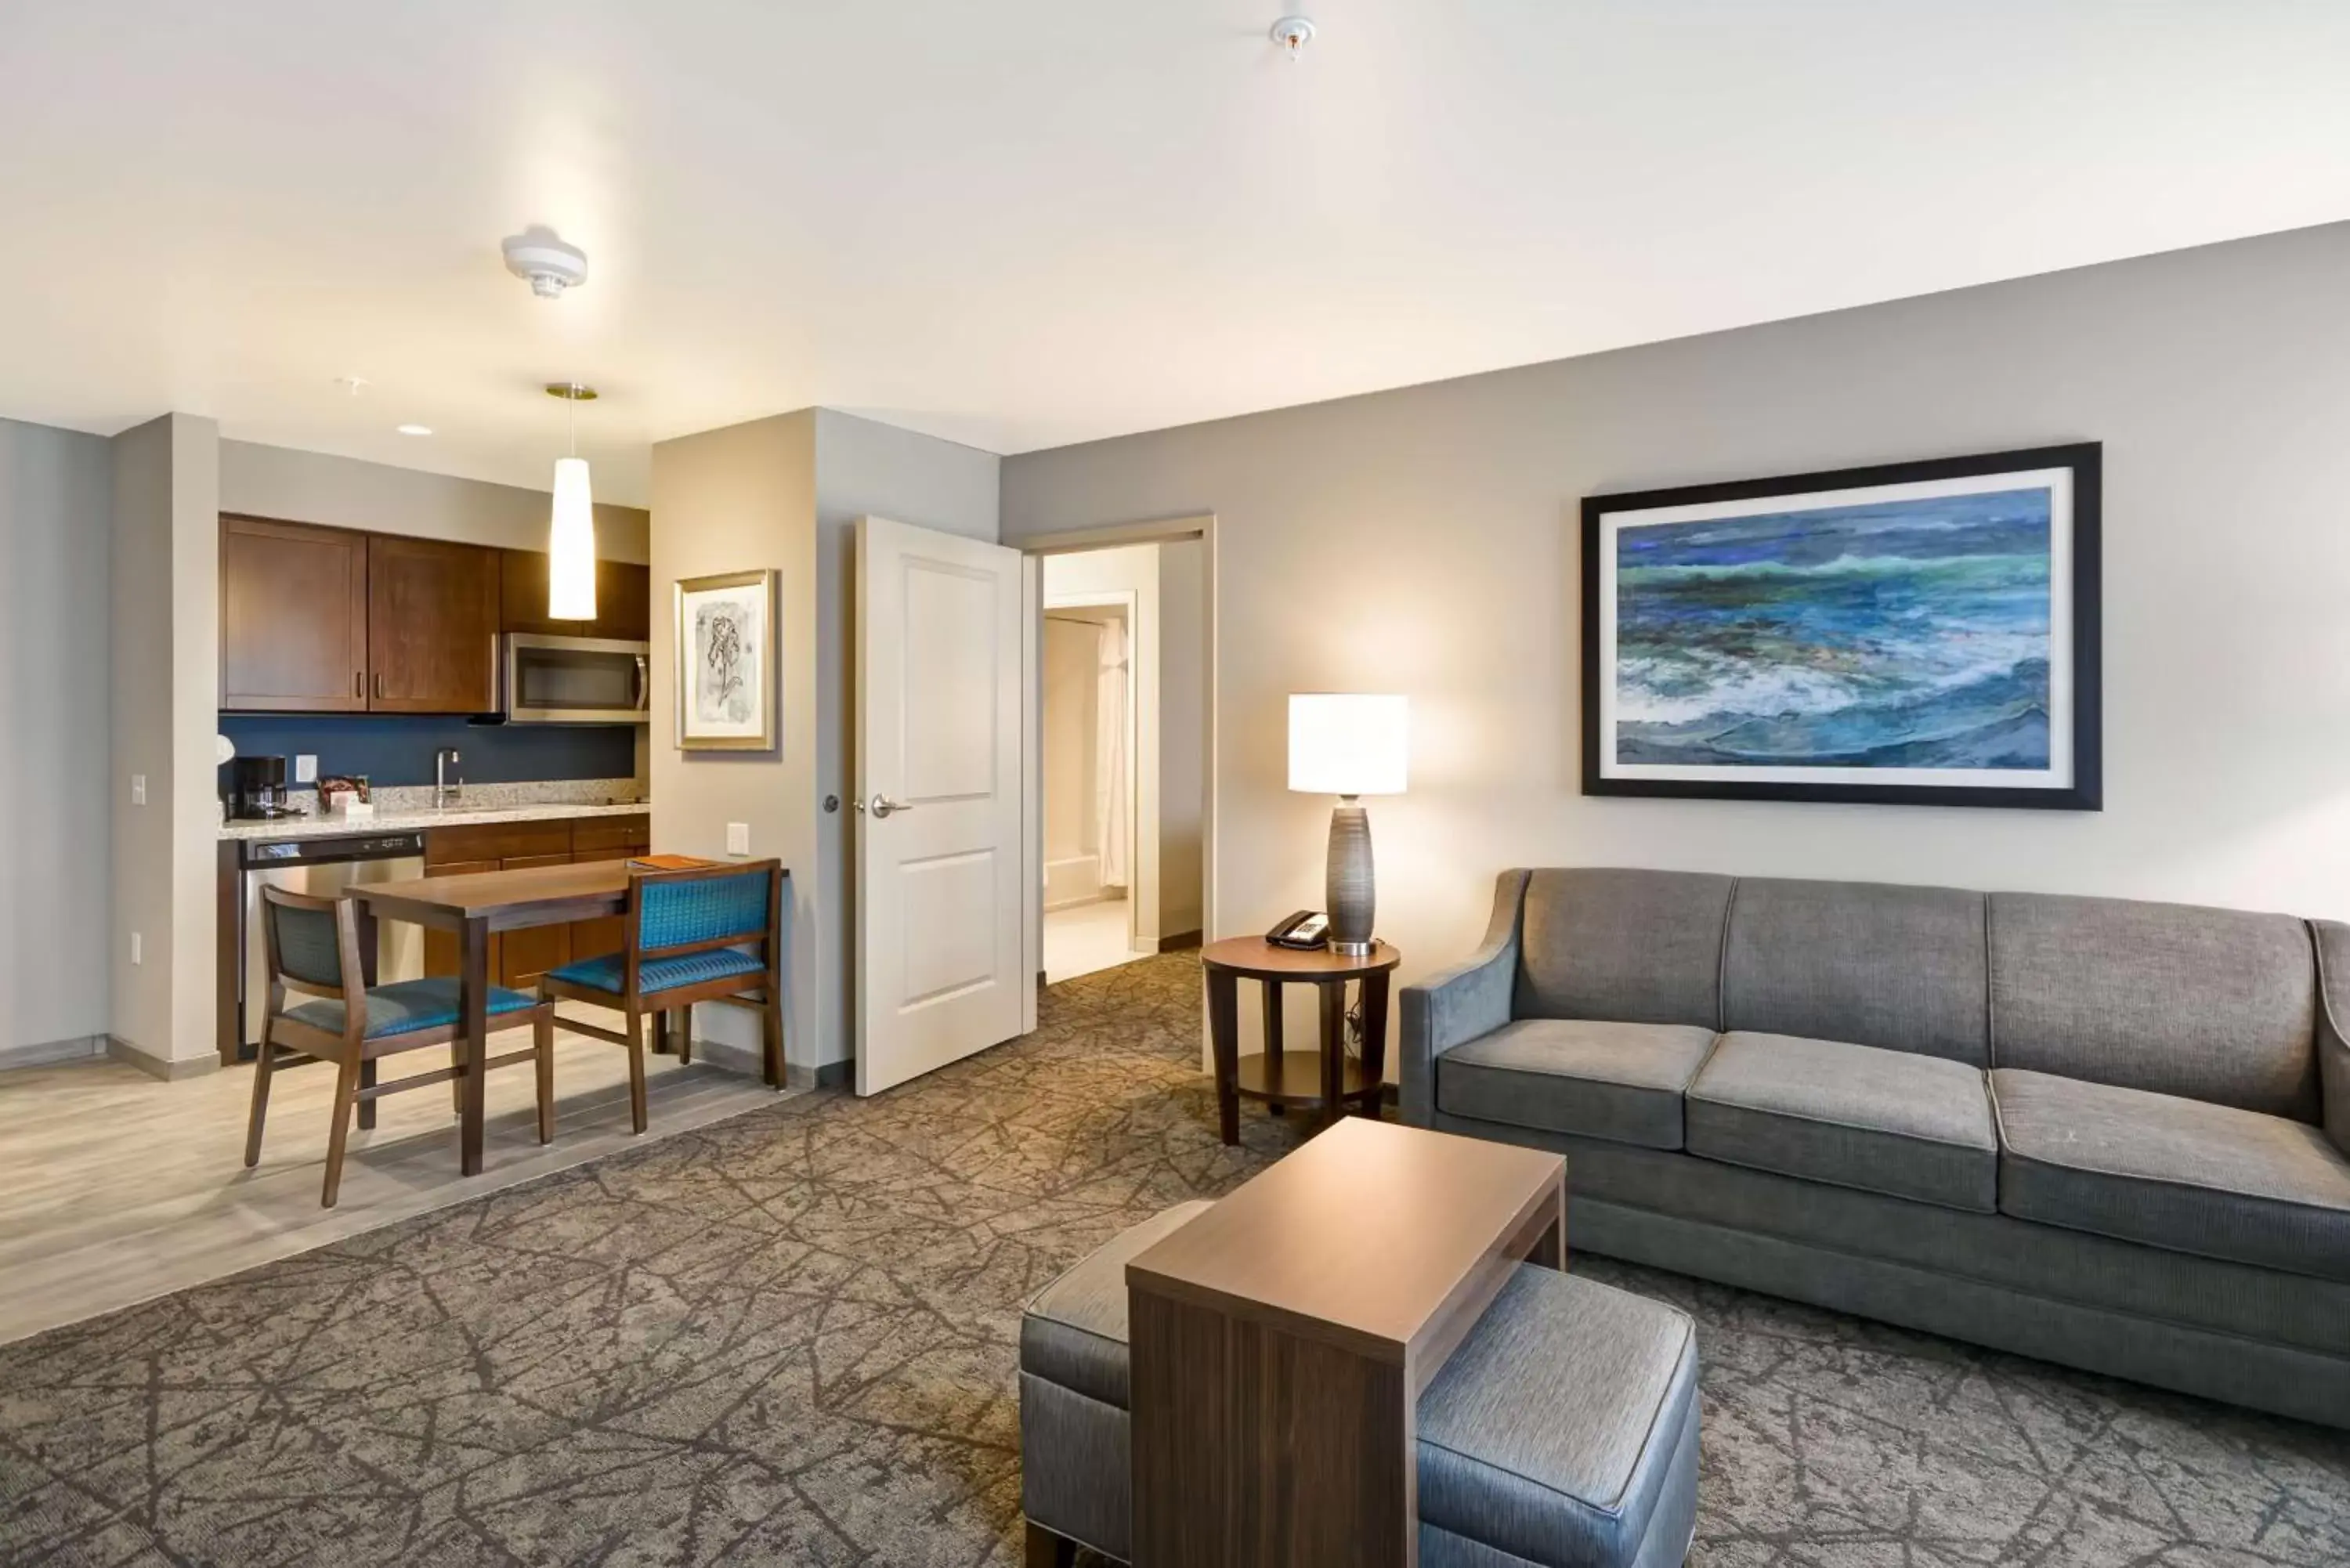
(1517, 869, 1733, 1028)
(1993, 1068, 2350, 1283)
(1019, 1201, 1212, 1408)
(1988, 892, 2320, 1121)
(1722, 878, 1988, 1064)
(1417, 1264, 1699, 1568)
(1687, 1032, 1997, 1212)
(1438, 1020, 1718, 1150)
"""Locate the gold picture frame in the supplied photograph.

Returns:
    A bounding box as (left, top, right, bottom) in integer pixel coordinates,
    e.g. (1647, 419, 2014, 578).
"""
(674, 569, 777, 751)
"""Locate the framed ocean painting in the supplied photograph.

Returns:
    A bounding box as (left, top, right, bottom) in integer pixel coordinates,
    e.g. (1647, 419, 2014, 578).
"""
(1581, 444, 2101, 810)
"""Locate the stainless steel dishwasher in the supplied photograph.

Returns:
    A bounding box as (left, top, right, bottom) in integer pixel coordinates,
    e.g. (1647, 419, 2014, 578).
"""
(233, 830, 428, 1053)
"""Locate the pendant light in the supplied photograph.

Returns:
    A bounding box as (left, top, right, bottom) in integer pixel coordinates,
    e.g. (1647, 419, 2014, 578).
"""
(546, 381, 598, 621)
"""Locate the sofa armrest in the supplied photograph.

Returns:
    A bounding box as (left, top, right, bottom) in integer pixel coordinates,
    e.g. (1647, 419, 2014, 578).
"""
(1399, 869, 1530, 1127)
(2314, 920, 2350, 1157)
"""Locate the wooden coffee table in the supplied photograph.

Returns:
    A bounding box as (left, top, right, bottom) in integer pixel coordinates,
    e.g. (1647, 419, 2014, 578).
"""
(1125, 1118, 1567, 1568)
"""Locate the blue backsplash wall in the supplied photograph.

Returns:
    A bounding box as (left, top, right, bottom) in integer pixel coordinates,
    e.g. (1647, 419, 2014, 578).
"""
(218, 715, 638, 788)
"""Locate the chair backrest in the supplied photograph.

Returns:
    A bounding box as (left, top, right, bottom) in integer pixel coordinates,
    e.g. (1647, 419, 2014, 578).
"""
(259, 883, 356, 1002)
(630, 860, 781, 956)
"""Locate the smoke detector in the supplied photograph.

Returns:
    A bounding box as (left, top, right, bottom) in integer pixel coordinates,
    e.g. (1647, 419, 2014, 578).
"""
(501, 229, 589, 299)
(1270, 15, 1315, 59)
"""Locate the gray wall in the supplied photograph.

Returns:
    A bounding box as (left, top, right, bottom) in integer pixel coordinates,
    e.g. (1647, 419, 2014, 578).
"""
(812, 410, 1000, 1067)
(1001, 221, 2350, 1031)
(0, 418, 111, 1061)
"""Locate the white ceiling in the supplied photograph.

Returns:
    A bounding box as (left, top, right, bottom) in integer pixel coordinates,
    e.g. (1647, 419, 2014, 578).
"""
(3, 2, 2348, 507)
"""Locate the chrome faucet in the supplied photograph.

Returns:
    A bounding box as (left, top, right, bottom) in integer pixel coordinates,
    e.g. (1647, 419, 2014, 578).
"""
(434, 747, 462, 809)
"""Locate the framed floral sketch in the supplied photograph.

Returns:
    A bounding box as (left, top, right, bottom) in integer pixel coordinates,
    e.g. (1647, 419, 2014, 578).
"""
(674, 569, 777, 751)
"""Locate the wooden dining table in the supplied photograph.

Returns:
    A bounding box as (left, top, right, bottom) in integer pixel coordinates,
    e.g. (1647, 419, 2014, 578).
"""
(351, 860, 660, 1176)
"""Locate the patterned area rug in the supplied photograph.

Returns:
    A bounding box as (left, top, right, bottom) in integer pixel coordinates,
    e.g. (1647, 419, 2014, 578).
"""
(2, 952, 2345, 1566)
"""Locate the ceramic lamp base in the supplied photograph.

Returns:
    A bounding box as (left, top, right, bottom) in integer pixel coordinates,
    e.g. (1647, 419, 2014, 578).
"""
(1326, 798, 1375, 953)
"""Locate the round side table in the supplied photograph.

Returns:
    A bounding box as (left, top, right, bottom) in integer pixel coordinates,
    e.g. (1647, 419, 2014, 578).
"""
(1199, 937, 1403, 1146)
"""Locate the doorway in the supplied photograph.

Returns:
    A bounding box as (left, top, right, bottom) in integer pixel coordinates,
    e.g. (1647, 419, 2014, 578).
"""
(1027, 529, 1211, 992)
(1042, 595, 1141, 981)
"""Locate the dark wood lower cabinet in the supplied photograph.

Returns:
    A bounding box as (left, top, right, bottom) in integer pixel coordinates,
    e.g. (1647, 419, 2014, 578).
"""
(421, 858, 500, 981)
(421, 814, 649, 985)
(496, 852, 573, 988)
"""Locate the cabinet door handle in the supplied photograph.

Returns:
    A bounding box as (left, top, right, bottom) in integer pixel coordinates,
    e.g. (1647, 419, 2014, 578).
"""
(373, 674, 384, 699)
(354, 671, 363, 699)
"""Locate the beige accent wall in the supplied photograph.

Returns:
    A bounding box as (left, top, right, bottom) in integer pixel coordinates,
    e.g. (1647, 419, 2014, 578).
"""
(1002, 220, 2350, 1066)
(649, 412, 823, 1075)
(651, 408, 1004, 1078)
(108, 414, 219, 1070)
(220, 440, 650, 562)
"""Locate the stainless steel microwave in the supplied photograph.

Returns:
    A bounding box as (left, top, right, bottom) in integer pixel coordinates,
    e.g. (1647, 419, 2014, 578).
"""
(500, 633, 651, 724)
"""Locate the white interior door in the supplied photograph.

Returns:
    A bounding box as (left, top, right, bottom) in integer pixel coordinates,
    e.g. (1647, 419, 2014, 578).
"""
(856, 515, 1027, 1094)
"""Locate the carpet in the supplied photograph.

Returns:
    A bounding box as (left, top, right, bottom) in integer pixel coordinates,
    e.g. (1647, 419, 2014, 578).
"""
(2, 952, 2344, 1566)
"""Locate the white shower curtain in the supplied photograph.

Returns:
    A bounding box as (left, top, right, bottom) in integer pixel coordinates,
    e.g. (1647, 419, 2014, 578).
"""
(1094, 619, 1130, 891)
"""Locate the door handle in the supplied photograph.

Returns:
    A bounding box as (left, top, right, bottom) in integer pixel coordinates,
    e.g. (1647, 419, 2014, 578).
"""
(868, 794, 914, 818)
(633, 655, 649, 711)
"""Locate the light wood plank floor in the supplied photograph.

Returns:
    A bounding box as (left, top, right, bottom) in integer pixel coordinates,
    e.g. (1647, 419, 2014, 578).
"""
(0, 1016, 794, 1346)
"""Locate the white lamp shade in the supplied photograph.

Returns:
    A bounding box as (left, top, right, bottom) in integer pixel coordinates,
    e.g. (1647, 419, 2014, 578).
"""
(1289, 693, 1408, 796)
(548, 456, 597, 620)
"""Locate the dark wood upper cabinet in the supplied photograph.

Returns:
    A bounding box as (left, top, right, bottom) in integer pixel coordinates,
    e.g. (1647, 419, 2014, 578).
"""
(220, 516, 369, 712)
(499, 550, 652, 642)
(367, 535, 500, 713)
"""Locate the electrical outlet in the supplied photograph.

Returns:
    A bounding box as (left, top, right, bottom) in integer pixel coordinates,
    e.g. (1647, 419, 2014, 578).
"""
(295, 753, 318, 783)
(725, 822, 750, 856)
(130, 932, 142, 966)
(130, 774, 146, 807)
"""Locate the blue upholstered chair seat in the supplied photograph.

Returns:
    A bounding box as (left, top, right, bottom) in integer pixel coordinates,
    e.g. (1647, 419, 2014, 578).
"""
(549, 947, 765, 995)
(284, 977, 537, 1039)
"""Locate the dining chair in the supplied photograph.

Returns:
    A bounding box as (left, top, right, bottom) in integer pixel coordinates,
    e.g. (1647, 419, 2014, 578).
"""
(538, 859, 786, 1131)
(245, 883, 557, 1207)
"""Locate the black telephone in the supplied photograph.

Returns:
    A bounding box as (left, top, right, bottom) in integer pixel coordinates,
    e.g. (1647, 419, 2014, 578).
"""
(1266, 909, 1332, 950)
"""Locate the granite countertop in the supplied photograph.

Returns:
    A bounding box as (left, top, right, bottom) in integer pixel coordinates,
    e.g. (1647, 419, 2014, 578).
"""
(220, 779, 649, 841)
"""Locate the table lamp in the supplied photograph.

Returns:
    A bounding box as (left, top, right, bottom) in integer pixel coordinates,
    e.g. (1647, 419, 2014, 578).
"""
(1289, 693, 1408, 955)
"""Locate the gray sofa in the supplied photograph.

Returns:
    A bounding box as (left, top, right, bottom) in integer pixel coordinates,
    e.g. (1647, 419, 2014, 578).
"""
(1400, 869, 2350, 1430)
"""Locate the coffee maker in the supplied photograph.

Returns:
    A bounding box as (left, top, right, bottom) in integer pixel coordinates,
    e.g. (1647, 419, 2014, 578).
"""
(229, 756, 296, 820)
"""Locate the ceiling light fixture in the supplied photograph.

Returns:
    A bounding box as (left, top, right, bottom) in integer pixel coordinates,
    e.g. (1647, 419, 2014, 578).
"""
(396, 423, 432, 437)
(502, 228, 590, 299)
(544, 382, 598, 621)
(1270, 15, 1316, 59)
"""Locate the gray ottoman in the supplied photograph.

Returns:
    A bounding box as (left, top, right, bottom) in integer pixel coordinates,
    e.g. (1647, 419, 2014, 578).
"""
(1019, 1205, 1701, 1567)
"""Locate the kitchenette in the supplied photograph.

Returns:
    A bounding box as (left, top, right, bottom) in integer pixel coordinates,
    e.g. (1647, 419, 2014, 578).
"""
(215, 512, 654, 1063)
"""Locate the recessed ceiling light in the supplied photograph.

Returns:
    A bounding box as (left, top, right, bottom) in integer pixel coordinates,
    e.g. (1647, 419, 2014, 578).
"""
(396, 423, 432, 437)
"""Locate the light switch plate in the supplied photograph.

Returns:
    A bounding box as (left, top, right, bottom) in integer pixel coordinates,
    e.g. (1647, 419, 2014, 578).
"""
(129, 774, 145, 807)
(130, 932, 142, 966)
(295, 754, 318, 783)
(725, 822, 750, 856)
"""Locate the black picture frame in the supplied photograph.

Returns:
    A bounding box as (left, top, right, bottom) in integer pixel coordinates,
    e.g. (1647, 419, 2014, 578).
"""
(1579, 443, 2102, 811)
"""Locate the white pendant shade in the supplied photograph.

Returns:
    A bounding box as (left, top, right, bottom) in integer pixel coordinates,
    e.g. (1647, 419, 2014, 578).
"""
(548, 455, 597, 620)
(1289, 693, 1409, 796)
